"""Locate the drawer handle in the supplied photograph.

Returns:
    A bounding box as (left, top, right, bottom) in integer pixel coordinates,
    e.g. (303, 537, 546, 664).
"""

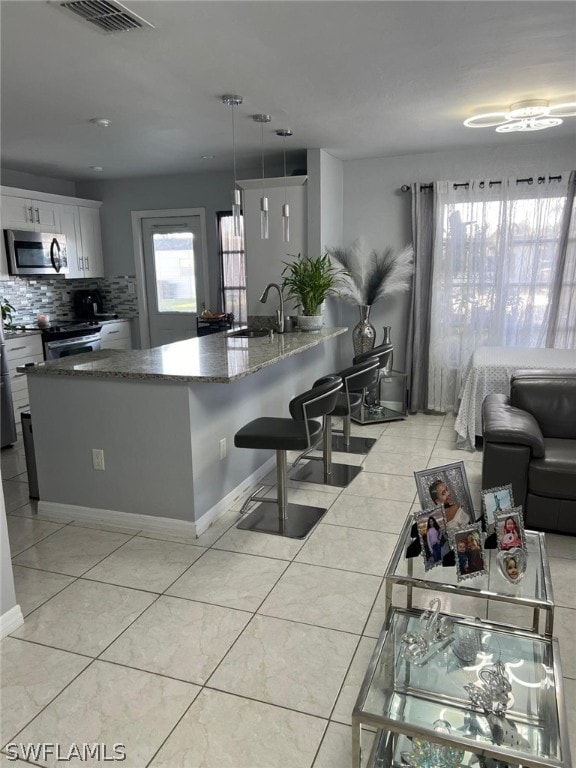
(108, 330, 120, 334)
(17, 403, 29, 411)
(9, 345, 27, 351)
(13, 373, 25, 378)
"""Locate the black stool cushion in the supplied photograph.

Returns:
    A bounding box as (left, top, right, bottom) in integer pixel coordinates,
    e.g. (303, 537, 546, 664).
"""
(235, 417, 323, 451)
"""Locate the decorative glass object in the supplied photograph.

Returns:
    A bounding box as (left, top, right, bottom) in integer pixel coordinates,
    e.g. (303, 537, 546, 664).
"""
(382, 325, 393, 373)
(400, 598, 453, 665)
(464, 660, 512, 716)
(352, 304, 376, 356)
(401, 720, 464, 768)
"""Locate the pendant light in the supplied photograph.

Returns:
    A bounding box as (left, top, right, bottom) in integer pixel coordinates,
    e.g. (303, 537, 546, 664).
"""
(276, 129, 293, 242)
(253, 114, 272, 239)
(222, 95, 243, 236)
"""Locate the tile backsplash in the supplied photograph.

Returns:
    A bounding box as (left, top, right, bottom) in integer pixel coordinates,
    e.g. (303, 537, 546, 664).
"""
(1, 275, 139, 326)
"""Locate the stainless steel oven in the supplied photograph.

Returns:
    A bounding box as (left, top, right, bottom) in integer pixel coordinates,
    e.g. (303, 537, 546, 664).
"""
(42, 324, 101, 360)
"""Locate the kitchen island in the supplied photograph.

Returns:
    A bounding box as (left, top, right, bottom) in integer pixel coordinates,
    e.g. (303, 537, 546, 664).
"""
(25, 328, 347, 537)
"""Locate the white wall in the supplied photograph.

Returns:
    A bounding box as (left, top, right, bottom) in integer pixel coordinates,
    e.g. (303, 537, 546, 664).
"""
(341, 136, 576, 373)
(307, 149, 345, 356)
(1, 481, 23, 637)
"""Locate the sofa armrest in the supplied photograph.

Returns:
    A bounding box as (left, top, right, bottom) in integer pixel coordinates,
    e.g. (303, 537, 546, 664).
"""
(482, 393, 545, 458)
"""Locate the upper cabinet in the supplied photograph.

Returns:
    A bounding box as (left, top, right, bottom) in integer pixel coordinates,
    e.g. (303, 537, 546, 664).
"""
(238, 176, 307, 317)
(1, 195, 60, 232)
(60, 204, 104, 279)
(0, 186, 103, 280)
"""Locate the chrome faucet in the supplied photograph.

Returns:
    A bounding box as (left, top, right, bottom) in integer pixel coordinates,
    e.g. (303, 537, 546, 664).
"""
(259, 283, 285, 333)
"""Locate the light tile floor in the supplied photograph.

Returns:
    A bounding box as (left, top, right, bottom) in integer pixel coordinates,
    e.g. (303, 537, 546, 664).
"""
(1, 414, 574, 767)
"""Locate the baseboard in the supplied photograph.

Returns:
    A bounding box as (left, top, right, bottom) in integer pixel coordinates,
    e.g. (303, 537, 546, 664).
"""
(0, 604, 24, 639)
(38, 501, 200, 538)
(37, 456, 276, 540)
(194, 456, 275, 536)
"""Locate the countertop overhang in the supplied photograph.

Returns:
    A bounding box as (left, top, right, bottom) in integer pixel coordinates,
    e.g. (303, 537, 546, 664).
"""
(21, 327, 348, 383)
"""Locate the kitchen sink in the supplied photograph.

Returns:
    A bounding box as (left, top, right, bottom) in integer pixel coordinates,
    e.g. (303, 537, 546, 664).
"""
(227, 329, 269, 338)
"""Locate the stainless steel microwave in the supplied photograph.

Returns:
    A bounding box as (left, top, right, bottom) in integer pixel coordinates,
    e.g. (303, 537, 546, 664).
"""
(4, 229, 68, 276)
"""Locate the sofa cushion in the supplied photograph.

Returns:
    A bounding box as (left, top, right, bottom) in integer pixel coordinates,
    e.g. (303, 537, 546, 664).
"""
(511, 369, 576, 439)
(528, 438, 576, 500)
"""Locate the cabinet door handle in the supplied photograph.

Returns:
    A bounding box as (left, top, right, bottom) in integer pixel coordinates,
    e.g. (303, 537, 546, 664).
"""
(28, 206, 34, 222)
(35, 207, 40, 223)
(108, 330, 119, 334)
(78, 256, 83, 271)
(84, 256, 89, 270)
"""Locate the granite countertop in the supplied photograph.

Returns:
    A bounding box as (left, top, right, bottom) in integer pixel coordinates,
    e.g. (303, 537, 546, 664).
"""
(20, 327, 348, 383)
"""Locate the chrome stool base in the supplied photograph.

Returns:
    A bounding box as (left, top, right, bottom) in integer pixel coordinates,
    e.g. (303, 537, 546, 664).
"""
(291, 460, 362, 488)
(237, 501, 327, 539)
(331, 433, 377, 454)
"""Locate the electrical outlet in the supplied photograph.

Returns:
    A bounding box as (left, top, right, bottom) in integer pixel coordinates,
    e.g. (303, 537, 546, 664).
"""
(219, 438, 227, 460)
(92, 448, 105, 471)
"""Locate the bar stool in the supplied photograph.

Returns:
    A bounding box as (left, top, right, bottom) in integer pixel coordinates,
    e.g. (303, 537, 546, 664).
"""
(234, 375, 342, 539)
(291, 358, 379, 487)
(331, 357, 381, 454)
(351, 343, 394, 424)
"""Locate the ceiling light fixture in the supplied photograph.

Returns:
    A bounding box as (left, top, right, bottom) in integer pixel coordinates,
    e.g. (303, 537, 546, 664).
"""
(253, 114, 272, 240)
(464, 99, 576, 133)
(276, 129, 293, 243)
(89, 118, 111, 128)
(90, 166, 104, 172)
(222, 95, 243, 237)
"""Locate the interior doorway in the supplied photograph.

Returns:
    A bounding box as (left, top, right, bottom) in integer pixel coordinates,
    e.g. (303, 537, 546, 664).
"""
(132, 209, 209, 348)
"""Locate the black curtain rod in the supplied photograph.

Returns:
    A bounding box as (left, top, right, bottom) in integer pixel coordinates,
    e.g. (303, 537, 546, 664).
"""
(400, 174, 563, 193)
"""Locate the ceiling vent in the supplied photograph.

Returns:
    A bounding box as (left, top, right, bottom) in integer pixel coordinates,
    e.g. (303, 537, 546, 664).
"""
(58, 0, 154, 33)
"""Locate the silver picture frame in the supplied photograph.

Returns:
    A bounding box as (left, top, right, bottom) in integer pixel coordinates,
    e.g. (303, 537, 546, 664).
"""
(414, 507, 452, 572)
(481, 484, 514, 532)
(450, 523, 487, 582)
(414, 461, 476, 534)
(494, 507, 527, 553)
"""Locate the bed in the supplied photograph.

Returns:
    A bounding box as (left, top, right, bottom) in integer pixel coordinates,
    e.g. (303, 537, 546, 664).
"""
(454, 346, 576, 451)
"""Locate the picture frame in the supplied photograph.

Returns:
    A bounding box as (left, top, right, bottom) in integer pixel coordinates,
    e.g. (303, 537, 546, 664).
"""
(451, 523, 487, 581)
(495, 507, 527, 552)
(414, 507, 452, 571)
(413, 462, 476, 534)
(481, 484, 514, 532)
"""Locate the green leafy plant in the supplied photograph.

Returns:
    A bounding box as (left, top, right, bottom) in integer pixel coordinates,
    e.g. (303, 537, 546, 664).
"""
(1, 298, 15, 329)
(281, 253, 345, 316)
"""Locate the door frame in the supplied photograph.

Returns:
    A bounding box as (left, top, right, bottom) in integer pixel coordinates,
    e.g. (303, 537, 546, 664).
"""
(131, 208, 209, 349)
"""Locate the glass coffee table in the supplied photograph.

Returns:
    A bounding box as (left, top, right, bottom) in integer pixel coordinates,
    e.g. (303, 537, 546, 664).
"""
(385, 515, 555, 636)
(353, 606, 571, 768)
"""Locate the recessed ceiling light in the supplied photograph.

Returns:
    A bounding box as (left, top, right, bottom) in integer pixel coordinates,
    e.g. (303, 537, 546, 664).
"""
(89, 118, 111, 128)
(90, 166, 104, 172)
(201, 155, 215, 160)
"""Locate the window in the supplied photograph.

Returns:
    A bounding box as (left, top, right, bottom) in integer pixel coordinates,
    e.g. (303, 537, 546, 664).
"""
(152, 230, 197, 313)
(427, 177, 571, 412)
(218, 211, 246, 324)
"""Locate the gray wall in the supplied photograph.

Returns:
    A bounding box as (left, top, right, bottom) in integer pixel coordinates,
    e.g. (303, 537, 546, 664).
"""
(341, 136, 576, 374)
(1, 487, 18, 622)
(1, 168, 76, 196)
(76, 161, 298, 310)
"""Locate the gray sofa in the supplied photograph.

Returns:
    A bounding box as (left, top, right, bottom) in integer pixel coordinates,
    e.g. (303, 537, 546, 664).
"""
(481, 369, 576, 535)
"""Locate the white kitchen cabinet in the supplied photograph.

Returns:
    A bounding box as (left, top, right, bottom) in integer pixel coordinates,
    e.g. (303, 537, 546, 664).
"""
(59, 204, 104, 279)
(1, 194, 60, 232)
(237, 177, 307, 317)
(4, 333, 44, 424)
(100, 320, 132, 350)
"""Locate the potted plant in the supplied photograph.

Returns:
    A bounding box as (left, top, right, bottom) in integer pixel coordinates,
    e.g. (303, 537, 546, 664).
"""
(281, 253, 344, 331)
(1, 298, 15, 331)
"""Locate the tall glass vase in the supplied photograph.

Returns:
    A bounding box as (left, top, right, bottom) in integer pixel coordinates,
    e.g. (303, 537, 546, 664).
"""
(352, 305, 376, 357)
(382, 325, 393, 374)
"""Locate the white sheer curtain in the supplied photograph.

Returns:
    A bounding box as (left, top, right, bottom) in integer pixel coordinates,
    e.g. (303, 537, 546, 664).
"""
(428, 176, 569, 413)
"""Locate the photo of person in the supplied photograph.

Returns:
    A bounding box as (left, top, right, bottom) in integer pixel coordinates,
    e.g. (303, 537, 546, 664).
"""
(414, 462, 476, 534)
(495, 507, 526, 552)
(481, 485, 514, 530)
(453, 524, 487, 581)
(414, 508, 452, 571)
(496, 548, 527, 584)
